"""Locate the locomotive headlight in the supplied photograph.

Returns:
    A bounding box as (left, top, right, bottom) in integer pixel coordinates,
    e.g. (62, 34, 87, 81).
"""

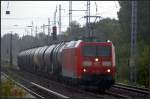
(102, 61, 111, 66)
(95, 58, 99, 62)
(82, 61, 92, 66)
(83, 68, 87, 72)
(107, 69, 111, 73)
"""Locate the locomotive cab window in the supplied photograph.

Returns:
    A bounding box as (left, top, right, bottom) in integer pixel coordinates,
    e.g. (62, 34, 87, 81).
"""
(97, 46, 111, 56)
(82, 46, 96, 56)
(82, 45, 111, 56)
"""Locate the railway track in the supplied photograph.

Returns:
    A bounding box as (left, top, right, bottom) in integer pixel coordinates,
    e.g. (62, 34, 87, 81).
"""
(106, 82, 149, 98)
(3, 68, 115, 99)
(2, 72, 69, 98)
(1, 72, 42, 98)
(114, 83, 149, 95)
(2, 68, 149, 99)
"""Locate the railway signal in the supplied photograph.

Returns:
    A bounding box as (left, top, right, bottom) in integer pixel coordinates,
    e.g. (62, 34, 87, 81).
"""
(52, 6, 57, 41)
(6, 2, 10, 15)
(52, 26, 57, 40)
(6, 11, 10, 14)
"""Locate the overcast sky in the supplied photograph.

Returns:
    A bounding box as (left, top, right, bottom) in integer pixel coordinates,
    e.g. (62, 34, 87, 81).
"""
(1, 1, 120, 37)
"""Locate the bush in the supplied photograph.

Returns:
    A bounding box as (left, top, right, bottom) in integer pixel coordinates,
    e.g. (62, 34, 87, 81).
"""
(1, 78, 27, 97)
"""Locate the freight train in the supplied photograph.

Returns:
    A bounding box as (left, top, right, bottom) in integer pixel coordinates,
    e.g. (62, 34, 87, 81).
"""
(18, 40, 116, 91)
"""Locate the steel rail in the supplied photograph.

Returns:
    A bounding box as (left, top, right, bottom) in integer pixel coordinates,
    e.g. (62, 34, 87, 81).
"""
(2, 72, 69, 98)
(115, 83, 149, 91)
(113, 84, 149, 95)
(1, 72, 43, 98)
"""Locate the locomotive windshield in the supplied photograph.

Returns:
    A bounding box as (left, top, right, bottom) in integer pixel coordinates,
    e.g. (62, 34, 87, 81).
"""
(82, 45, 111, 56)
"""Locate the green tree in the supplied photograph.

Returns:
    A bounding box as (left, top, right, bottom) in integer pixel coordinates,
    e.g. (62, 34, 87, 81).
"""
(66, 21, 82, 40)
(118, 1, 150, 86)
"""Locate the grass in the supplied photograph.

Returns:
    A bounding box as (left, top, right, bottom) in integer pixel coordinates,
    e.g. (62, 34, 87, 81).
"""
(0, 76, 27, 97)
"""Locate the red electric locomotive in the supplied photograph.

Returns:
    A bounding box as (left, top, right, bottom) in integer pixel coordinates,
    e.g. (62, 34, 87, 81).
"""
(62, 40, 115, 90)
(18, 40, 116, 91)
